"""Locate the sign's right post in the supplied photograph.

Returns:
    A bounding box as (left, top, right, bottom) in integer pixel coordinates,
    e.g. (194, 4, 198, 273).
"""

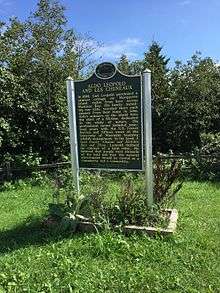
(142, 69, 154, 208)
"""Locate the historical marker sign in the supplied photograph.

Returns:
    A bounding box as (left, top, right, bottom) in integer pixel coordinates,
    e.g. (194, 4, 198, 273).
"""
(67, 63, 153, 205)
(74, 63, 143, 170)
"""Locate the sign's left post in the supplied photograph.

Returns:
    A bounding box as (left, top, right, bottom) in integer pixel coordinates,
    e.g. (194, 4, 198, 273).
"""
(66, 77, 80, 194)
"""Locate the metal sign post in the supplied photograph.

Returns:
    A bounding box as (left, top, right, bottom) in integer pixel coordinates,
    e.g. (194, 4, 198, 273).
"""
(66, 77, 80, 194)
(142, 69, 154, 208)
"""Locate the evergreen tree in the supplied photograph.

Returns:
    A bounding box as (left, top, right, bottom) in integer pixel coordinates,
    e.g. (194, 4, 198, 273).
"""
(117, 55, 143, 75)
(143, 41, 170, 109)
(129, 60, 143, 75)
(117, 54, 131, 74)
(142, 42, 171, 153)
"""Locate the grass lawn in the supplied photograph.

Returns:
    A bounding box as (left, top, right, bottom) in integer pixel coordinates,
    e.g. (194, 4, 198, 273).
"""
(0, 180, 219, 292)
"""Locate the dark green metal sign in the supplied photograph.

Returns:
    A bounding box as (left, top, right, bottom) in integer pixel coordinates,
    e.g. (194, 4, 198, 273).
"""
(74, 63, 143, 170)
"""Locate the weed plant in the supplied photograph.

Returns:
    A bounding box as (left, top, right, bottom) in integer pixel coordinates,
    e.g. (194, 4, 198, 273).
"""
(48, 155, 182, 229)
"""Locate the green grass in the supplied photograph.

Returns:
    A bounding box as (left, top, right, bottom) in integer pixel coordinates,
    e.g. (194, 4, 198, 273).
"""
(0, 180, 220, 292)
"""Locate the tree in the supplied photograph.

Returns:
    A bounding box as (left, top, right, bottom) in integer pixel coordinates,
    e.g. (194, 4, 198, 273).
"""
(0, 0, 75, 163)
(117, 55, 143, 75)
(167, 53, 220, 152)
(117, 54, 131, 74)
(142, 42, 171, 153)
(117, 42, 173, 153)
(0, 0, 99, 164)
(0, 67, 28, 162)
(129, 60, 143, 75)
(143, 41, 170, 109)
(0, 17, 30, 73)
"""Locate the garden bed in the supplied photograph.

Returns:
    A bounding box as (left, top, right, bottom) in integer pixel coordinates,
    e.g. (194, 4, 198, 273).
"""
(44, 208, 178, 236)
(76, 209, 178, 236)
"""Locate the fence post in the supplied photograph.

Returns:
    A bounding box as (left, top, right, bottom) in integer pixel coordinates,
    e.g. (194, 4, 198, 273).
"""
(6, 162, 12, 181)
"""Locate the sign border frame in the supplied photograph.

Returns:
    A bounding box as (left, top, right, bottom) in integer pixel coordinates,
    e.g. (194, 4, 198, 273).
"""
(74, 67, 144, 171)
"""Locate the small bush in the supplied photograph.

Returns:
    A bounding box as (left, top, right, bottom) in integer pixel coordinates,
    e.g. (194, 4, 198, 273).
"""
(153, 154, 183, 204)
(187, 133, 220, 180)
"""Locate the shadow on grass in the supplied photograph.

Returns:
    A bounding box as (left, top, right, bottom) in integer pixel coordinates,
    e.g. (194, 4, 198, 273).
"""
(0, 216, 83, 254)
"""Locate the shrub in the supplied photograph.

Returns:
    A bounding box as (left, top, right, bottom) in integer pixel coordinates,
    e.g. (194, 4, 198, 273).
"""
(187, 133, 220, 180)
(153, 154, 183, 204)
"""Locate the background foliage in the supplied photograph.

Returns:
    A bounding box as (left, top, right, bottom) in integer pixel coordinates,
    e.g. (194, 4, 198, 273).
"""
(0, 0, 219, 167)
